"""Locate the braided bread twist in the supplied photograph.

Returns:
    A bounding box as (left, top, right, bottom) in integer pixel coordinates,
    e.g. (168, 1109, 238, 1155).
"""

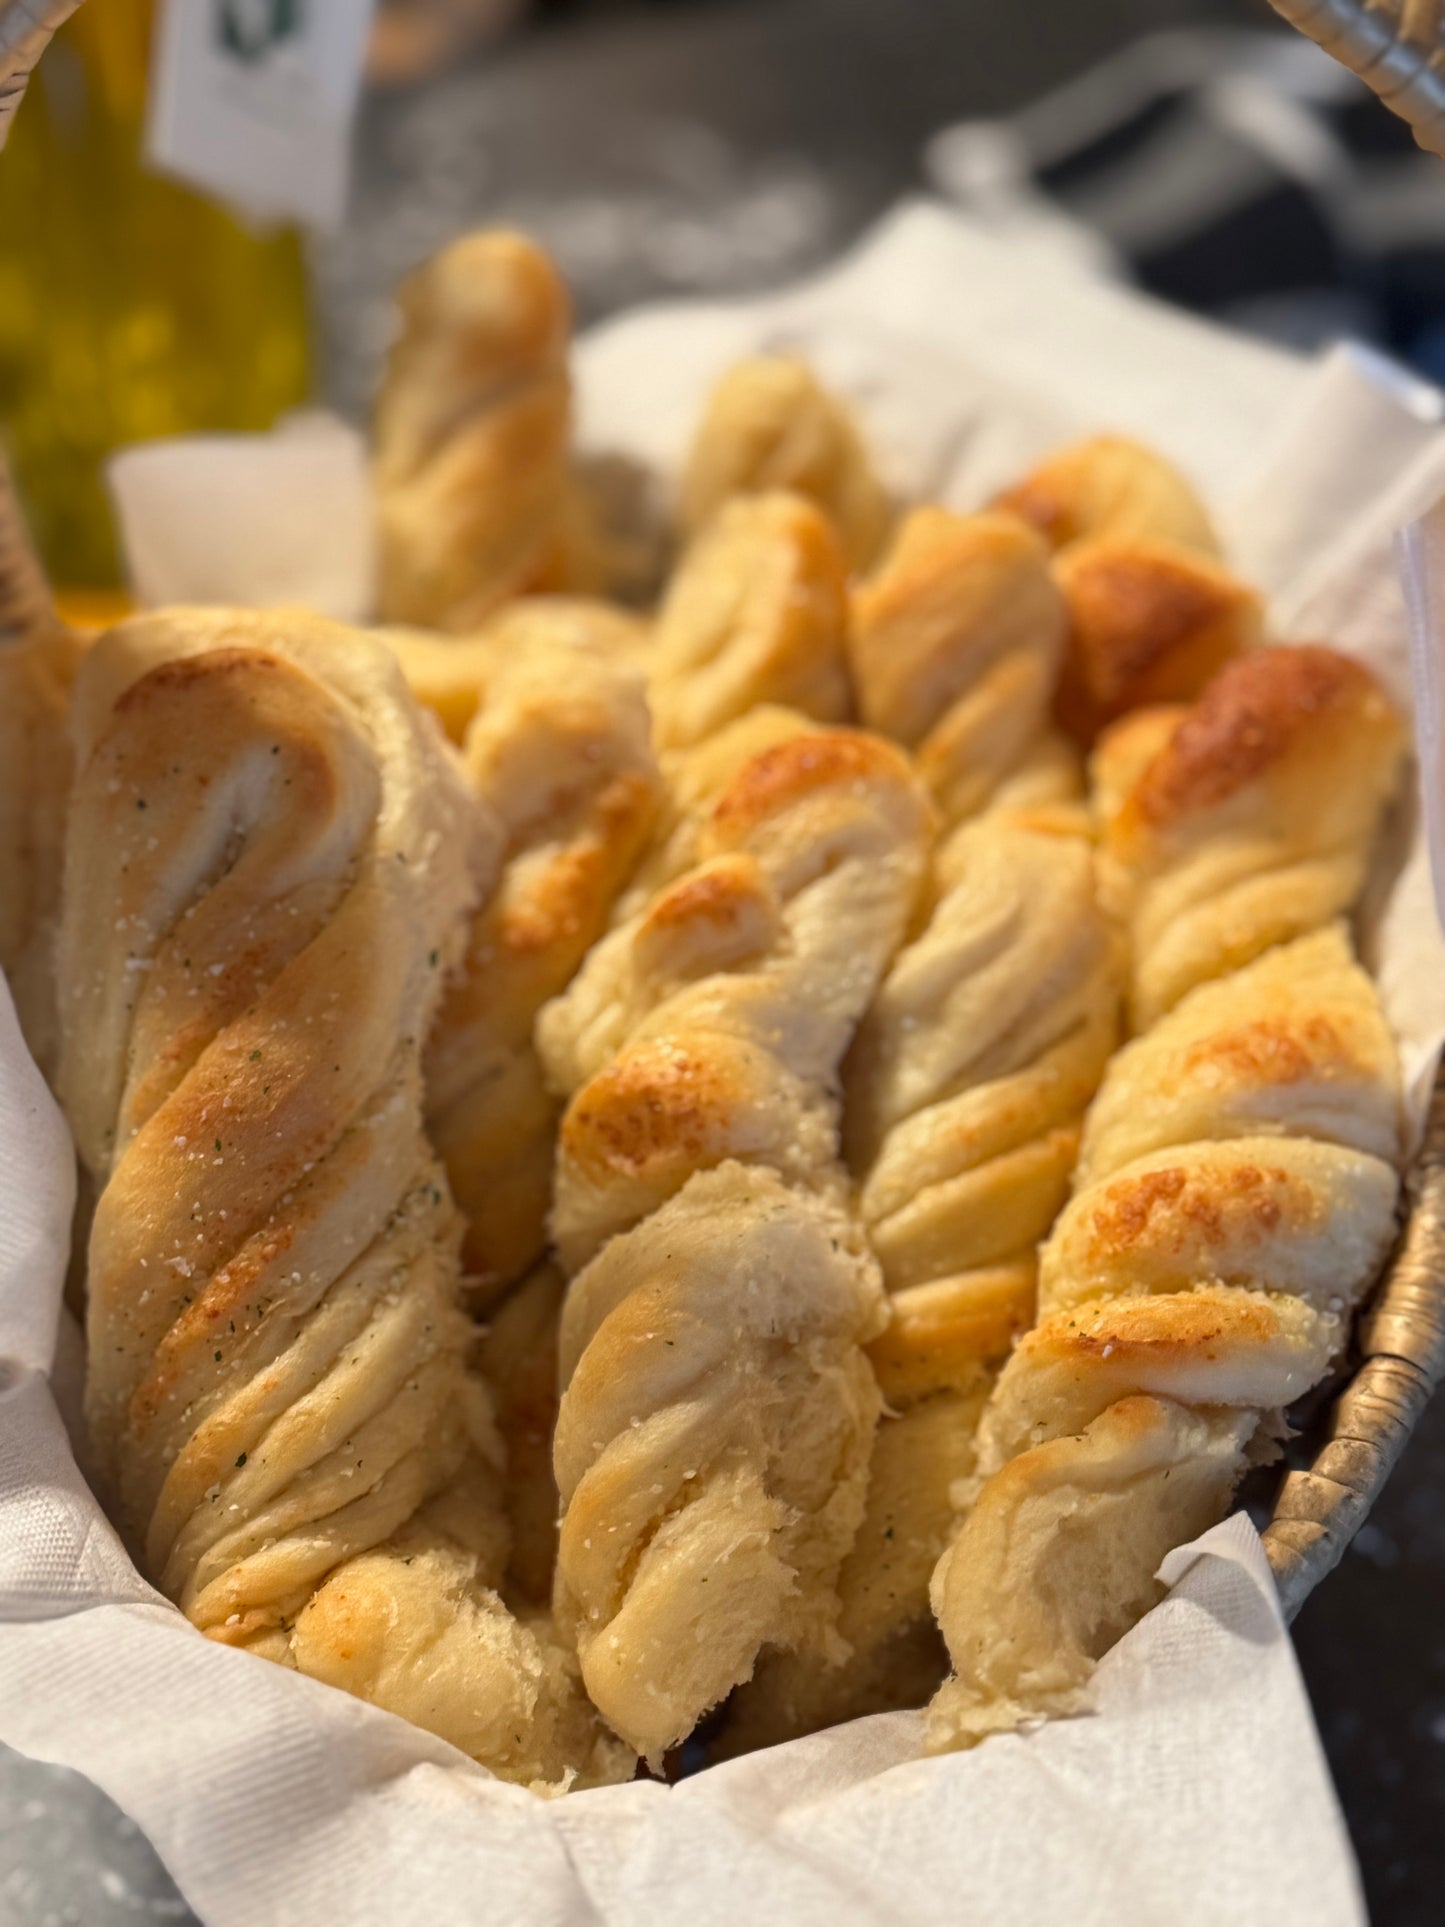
(1097, 643, 1407, 1031)
(425, 641, 661, 1304)
(993, 435, 1261, 744)
(681, 354, 892, 571)
(929, 928, 1403, 1749)
(373, 230, 601, 631)
(926, 656, 1406, 1751)
(992, 434, 1221, 557)
(647, 492, 853, 752)
(726, 820, 1120, 1747)
(848, 508, 1080, 867)
(59, 607, 628, 1789)
(538, 725, 932, 1759)
(542, 726, 932, 1270)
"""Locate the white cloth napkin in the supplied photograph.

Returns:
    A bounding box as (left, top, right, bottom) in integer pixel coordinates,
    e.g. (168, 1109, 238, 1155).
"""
(14, 199, 1445, 1925)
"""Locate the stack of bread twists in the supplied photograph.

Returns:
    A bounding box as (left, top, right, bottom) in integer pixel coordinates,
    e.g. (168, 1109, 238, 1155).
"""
(5, 219, 1412, 1786)
(928, 643, 1406, 1749)
(727, 435, 1262, 1745)
(57, 608, 629, 1790)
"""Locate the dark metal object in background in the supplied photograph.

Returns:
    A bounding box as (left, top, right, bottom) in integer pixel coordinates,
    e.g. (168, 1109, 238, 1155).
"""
(315, 0, 1267, 419)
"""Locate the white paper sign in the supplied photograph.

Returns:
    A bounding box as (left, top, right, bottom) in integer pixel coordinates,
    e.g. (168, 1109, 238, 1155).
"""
(146, 0, 375, 230)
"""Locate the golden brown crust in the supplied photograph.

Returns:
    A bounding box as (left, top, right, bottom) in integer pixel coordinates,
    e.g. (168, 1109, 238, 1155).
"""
(1053, 538, 1263, 743)
(1076, 926, 1403, 1184)
(1100, 645, 1406, 1030)
(1128, 644, 1393, 827)
(709, 724, 909, 843)
(992, 434, 1220, 556)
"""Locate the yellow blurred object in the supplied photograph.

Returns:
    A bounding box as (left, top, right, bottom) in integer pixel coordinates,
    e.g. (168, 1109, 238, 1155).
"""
(0, 0, 312, 589)
(50, 586, 134, 633)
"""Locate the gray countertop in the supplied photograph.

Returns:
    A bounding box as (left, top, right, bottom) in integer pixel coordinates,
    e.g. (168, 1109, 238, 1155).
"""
(7, 2, 1443, 1921)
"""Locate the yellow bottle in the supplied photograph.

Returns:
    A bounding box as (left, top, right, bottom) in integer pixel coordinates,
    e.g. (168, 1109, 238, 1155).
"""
(0, 0, 313, 591)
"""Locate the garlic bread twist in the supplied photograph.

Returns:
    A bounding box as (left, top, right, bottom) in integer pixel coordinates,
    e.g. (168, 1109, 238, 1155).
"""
(993, 434, 1222, 557)
(994, 435, 1261, 744)
(681, 354, 892, 571)
(538, 724, 932, 1760)
(60, 607, 629, 1790)
(373, 230, 601, 631)
(926, 650, 1406, 1752)
(1097, 643, 1407, 1031)
(425, 642, 662, 1304)
(647, 491, 853, 752)
(727, 820, 1121, 1747)
(848, 508, 1080, 868)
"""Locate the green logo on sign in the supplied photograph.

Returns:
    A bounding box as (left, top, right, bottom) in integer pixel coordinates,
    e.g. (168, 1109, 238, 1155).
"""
(217, 0, 303, 63)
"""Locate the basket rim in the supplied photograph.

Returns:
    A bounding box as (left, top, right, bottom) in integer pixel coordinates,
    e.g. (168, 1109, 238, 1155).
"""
(1262, 1050, 1445, 1615)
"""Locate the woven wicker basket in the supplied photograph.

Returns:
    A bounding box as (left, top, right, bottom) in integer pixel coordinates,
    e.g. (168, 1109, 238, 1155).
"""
(1269, 0, 1445, 157)
(3, 0, 1444, 1631)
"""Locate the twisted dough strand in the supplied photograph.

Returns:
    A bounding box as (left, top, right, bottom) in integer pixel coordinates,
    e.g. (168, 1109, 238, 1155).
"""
(373, 230, 600, 631)
(727, 820, 1121, 1746)
(1097, 643, 1407, 1030)
(539, 724, 932, 1760)
(60, 608, 627, 1789)
(993, 436, 1261, 744)
(848, 508, 1081, 868)
(647, 491, 853, 752)
(542, 727, 933, 1269)
(681, 354, 892, 571)
(926, 650, 1406, 1751)
(425, 641, 662, 1303)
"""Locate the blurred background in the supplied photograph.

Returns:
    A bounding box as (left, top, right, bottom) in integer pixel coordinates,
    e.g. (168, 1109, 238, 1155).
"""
(8, 0, 1445, 596)
(2, 2, 1444, 1922)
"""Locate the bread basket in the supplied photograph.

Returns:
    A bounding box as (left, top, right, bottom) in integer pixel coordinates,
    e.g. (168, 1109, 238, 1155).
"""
(2, 0, 1443, 1640)
(1267, 0, 1445, 159)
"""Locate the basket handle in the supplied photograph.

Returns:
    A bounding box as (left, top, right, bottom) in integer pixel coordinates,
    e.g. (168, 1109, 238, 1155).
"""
(0, 1, 80, 149)
(1268, 0, 1445, 158)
